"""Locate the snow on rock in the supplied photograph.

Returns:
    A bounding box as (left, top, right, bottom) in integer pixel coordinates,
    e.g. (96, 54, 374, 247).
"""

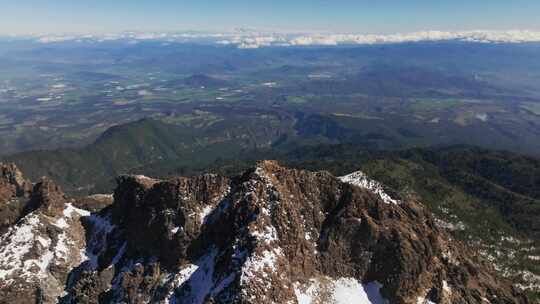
(442, 280, 452, 298)
(197, 183, 230, 226)
(0, 214, 43, 285)
(199, 205, 214, 224)
(294, 277, 387, 304)
(0, 203, 90, 288)
(80, 212, 118, 269)
(132, 174, 160, 185)
(162, 263, 199, 301)
(417, 297, 437, 304)
(339, 171, 400, 205)
(167, 249, 227, 304)
(55, 203, 90, 229)
(63, 203, 91, 218)
(250, 224, 278, 243)
(240, 247, 283, 284)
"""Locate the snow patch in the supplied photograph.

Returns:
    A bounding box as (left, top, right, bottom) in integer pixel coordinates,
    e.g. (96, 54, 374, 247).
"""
(199, 205, 214, 224)
(64, 203, 91, 218)
(240, 247, 283, 284)
(167, 249, 234, 304)
(162, 263, 199, 301)
(250, 224, 278, 244)
(80, 213, 118, 269)
(294, 277, 387, 304)
(54, 217, 69, 229)
(442, 280, 452, 296)
(0, 203, 90, 287)
(55, 203, 90, 228)
(339, 171, 400, 205)
(0, 214, 42, 283)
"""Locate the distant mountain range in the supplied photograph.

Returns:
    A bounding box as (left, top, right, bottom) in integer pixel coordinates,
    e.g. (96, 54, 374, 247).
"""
(4, 117, 540, 195)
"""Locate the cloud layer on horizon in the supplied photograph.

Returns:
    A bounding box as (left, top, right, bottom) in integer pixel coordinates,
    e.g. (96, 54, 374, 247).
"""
(28, 30, 540, 48)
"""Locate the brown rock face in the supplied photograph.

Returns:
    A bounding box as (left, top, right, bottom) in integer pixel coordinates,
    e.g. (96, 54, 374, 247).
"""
(29, 177, 69, 217)
(73, 194, 114, 212)
(0, 171, 90, 304)
(0, 161, 530, 304)
(111, 173, 231, 269)
(0, 163, 33, 234)
(0, 163, 32, 199)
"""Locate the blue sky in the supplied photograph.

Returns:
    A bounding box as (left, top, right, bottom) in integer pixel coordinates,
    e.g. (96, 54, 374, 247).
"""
(2, 0, 540, 35)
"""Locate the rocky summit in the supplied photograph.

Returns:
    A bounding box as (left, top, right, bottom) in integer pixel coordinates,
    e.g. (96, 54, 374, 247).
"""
(0, 161, 529, 304)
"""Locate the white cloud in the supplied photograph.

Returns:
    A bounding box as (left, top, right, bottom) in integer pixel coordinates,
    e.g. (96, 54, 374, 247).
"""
(30, 30, 540, 48)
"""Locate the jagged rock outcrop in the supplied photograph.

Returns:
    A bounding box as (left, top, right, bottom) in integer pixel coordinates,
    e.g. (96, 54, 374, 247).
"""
(0, 163, 32, 199)
(0, 163, 33, 234)
(0, 161, 530, 303)
(73, 194, 114, 213)
(0, 174, 89, 304)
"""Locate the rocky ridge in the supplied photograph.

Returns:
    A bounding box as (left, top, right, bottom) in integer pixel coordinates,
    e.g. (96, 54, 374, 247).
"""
(0, 161, 530, 303)
(0, 163, 33, 233)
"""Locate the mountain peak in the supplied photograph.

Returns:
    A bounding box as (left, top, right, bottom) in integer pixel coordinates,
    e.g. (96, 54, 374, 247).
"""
(0, 163, 530, 303)
(0, 162, 32, 200)
(0, 162, 34, 233)
(29, 177, 68, 217)
(255, 159, 282, 172)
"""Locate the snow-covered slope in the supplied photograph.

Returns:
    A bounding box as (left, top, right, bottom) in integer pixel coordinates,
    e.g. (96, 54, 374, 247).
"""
(0, 203, 89, 301)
